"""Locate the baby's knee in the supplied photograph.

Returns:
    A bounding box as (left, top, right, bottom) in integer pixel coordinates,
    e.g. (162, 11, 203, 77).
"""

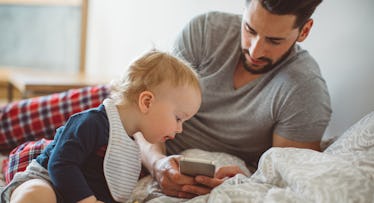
(10, 179, 57, 203)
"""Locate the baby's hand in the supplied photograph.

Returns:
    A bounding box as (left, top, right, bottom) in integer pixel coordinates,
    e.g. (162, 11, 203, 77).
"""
(133, 131, 147, 143)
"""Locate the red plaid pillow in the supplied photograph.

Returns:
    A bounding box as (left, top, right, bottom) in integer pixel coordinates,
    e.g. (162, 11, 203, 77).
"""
(0, 85, 110, 151)
(2, 138, 52, 184)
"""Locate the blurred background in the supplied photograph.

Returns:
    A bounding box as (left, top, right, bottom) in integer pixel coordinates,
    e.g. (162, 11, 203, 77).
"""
(0, 0, 373, 139)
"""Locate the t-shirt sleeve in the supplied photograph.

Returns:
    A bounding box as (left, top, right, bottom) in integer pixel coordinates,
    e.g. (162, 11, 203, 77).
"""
(48, 110, 108, 202)
(273, 75, 332, 142)
(171, 13, 207, 71)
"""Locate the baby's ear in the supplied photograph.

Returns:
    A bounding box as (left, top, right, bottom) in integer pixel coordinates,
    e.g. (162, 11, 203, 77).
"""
(138, 91, 154, 113)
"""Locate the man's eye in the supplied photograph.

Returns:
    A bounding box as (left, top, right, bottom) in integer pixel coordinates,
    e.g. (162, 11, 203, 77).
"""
(268, 39, 281, 45)
(176, 116, 182, 122)
(245, 25, 256, 35)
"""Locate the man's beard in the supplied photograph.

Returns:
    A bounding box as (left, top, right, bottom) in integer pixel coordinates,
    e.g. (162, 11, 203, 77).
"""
(241, 44, 295, 75)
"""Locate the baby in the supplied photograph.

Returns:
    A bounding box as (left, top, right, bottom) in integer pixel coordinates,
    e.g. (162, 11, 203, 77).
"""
(1, 50, 201, 203)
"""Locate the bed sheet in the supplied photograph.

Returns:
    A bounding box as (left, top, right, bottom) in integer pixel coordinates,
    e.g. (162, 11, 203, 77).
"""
(128, 111, 374, 203)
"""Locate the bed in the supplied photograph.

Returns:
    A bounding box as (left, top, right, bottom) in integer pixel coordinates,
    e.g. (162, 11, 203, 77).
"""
(127, 111, 374, 202)
(0, 86, 373, 203)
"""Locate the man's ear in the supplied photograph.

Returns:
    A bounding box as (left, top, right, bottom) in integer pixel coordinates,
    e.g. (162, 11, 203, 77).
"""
(138, 91, 154, 113)
(297, 19, 313, 42)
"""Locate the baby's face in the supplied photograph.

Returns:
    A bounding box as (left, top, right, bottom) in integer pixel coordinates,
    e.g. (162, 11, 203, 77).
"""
(140, 83, 201, 144)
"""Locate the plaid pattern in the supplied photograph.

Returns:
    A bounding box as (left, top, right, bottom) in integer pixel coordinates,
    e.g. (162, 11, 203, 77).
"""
(2, 138, 52, 184)
(2, 142, 148, 184)
(0, 85, 110, 151)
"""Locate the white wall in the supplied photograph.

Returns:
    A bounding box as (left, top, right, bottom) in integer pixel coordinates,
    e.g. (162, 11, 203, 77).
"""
(85, 0, 243, 77)
(86, 0, 374, 139)
(302, 0, 374, 138)
(0, 5, 80, 72)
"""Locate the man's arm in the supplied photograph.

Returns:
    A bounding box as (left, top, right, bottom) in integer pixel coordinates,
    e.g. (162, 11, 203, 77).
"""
(272, 133, 321, 151)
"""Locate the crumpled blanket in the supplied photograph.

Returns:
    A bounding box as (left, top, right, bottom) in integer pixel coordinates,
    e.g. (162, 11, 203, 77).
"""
(191, 147, 374, 203)
(129, 111, 374, 203)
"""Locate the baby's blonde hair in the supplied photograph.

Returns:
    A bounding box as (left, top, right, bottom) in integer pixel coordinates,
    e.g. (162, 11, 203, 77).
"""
(110, 50, 200, 105)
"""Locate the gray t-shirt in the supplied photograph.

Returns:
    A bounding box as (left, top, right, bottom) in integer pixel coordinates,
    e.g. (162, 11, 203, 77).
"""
(167, 11, 332, 166)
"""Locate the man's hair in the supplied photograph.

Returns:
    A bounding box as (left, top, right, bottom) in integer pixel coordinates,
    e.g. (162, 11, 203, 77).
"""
(246, 0, 322, 29)
(110, 50, 200, 105)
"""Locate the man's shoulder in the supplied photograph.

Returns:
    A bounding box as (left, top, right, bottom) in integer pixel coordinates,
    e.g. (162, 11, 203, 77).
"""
(203, 11, 241, 19)
(274, 46, 324, 88)
(286, 46, 320, 75)
(192, 11, 241, 28)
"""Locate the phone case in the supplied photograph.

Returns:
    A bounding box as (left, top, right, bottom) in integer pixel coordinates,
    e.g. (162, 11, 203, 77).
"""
(179, 157, 215, 178)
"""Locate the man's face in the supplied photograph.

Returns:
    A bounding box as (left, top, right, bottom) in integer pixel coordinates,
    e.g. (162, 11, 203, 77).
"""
(241, 0, 301, 74)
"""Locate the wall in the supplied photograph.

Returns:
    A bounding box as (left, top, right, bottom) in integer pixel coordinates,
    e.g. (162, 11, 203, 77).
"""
(302, 0, 374, 138)
(85, 0, 243, 76)
(86, 0, 374, 139)
(0, 4, 81, 72)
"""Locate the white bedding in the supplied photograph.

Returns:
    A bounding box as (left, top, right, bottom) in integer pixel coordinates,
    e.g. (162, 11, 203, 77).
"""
(128, 111, 374, 203)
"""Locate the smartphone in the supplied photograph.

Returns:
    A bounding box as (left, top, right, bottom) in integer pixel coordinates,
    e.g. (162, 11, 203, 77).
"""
(179, 157, 215, 178)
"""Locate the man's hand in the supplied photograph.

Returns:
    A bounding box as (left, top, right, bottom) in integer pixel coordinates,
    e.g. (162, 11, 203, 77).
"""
(154, 162, 246, 198)
(153, 155, 198, 198)
(180, 165, 245, 196)
(135, 131, 246, 199)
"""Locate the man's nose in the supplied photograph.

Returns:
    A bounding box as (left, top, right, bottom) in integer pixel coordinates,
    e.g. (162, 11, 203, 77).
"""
(249, 37, 265, 59)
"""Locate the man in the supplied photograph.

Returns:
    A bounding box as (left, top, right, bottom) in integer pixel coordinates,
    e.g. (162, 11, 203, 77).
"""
(138, 0, 331, 198)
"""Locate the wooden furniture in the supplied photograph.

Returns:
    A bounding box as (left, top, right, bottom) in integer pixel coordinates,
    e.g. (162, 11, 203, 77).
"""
(4, 68, 110, 101)
(0, 0, 91, 102)
(0, 69, 11, 103)
(0, 69, 10, 87)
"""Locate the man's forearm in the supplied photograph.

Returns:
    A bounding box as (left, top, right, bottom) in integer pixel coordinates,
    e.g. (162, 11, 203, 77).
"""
(272, 133, 321, 151)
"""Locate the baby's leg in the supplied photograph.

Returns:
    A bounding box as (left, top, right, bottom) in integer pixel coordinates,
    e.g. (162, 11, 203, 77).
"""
(10, 179, 57, 203)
